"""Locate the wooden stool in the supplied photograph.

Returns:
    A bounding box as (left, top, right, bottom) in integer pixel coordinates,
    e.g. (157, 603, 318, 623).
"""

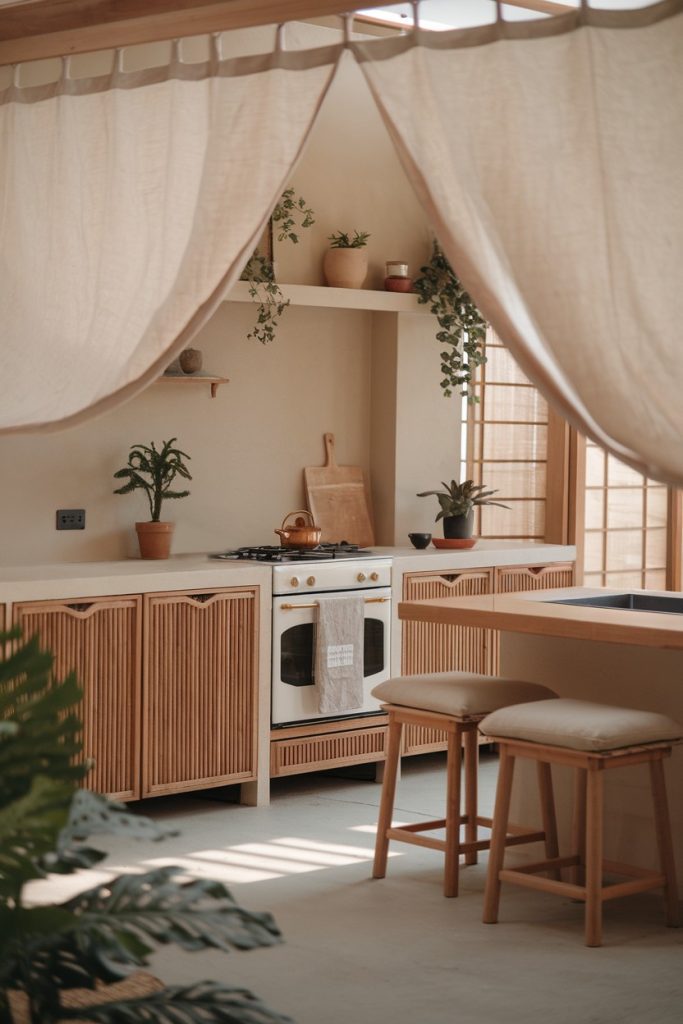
(480, 698, 682, 946)
(371, 672, 559, 898)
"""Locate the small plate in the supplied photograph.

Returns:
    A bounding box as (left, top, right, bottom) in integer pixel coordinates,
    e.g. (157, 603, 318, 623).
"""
(432, 537, 477, 549)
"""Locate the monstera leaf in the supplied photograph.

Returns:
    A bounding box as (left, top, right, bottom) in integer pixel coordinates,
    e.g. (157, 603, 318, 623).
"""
(0, 630, 293, 1024)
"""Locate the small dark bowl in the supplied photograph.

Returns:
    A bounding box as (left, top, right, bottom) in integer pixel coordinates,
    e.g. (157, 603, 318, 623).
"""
(408, 532, 432, 549)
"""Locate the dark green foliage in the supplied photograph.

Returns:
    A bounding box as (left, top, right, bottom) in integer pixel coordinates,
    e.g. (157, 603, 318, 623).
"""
(0, 629, 293, 1024)
(417, 479, 509, 521)
(243, 187, 315, 345)
(242, 252, 290, 346)
(327, 231, 370, 249)
(412, 241, 487, 402)
(113, 439, 191, 522)
(271, 187, 315, 245)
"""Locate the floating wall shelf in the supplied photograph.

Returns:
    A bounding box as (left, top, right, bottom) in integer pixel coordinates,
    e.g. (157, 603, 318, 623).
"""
(157, 373, 229, 398)
(224, 280, 428, 314)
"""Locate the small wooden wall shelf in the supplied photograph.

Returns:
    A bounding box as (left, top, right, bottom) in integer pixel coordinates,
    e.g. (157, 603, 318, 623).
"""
(158, 373, 229, 398)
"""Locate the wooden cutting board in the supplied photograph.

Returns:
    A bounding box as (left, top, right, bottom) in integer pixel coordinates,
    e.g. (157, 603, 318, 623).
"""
(304, 433, 375, 549)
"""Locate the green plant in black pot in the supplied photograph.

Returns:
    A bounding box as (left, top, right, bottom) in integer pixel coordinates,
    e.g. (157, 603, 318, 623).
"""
(417, 479, 509, 539)
(413, 241, 487, 402)
(0, 627, 293, 1024)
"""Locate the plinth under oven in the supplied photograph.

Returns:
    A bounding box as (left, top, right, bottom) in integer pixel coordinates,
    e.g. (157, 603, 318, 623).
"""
(271, 556, 392, 727)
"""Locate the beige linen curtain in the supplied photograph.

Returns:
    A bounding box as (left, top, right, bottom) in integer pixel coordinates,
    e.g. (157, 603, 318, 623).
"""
(356, 0, 683, 485)
(0, 38, 339, 432)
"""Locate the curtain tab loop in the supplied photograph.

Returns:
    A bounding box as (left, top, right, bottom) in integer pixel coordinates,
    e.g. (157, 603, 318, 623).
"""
(342, 13, 354, 43)
(411, 1, 421, 32)
(114, 48, 125, 74)
(495, 1, 504, 23)
(60, 55, 71, 81)
(170, 38, 181, 64)
(210, 31, 222, 62)
(275, 23, 286, 52)
(12, 63, 19, 88)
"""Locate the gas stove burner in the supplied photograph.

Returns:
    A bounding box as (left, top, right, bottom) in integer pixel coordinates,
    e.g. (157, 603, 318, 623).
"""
(210, 542, 370, 563)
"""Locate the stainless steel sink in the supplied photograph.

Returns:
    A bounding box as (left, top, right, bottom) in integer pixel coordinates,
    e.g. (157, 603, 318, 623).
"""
(550, 593, 683, 615)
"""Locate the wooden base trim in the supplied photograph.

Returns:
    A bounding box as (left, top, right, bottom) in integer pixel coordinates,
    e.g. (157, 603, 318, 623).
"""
(271, 723, 387, 777)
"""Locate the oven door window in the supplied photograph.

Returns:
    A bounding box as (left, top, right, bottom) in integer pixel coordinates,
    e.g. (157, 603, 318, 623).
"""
(281, 623, 315, 687)
(280, 618, 386, 686)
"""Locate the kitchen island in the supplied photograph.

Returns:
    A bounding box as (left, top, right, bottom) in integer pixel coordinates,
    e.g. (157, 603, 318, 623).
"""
(398, 585, 683, 895)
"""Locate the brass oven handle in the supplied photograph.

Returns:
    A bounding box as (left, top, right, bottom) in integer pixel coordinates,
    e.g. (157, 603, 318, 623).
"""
(280, 596, 391, 610)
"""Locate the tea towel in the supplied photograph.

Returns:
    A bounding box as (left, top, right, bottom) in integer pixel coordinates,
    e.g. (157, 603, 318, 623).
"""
(315, 595, 365, 714)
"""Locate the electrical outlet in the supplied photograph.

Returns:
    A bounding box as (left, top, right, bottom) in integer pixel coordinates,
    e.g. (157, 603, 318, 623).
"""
(56, 509, 86, 531)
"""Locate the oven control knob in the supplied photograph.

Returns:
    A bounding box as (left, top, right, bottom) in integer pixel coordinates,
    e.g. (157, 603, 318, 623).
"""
(307, 576, 316, 587)
(290, 576, 300, 588)
(357, 572, 367, 582)
(370, 571, 379, 581)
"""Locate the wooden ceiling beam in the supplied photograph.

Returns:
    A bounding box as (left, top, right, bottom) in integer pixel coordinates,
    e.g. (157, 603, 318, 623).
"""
(0, 0, 575, 66)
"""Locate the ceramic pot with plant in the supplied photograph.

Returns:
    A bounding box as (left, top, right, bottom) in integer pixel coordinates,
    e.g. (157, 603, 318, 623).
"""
(323, 230, 370, 289)
(113, 438, 191, 559)
(417, 479, 509, 539)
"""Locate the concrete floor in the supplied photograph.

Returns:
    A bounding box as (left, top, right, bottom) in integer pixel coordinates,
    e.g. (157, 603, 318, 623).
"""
(34, 751, 683, 1024)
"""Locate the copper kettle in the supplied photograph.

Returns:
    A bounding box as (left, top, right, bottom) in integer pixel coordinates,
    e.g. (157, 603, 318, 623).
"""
(275, 509, 322, 549)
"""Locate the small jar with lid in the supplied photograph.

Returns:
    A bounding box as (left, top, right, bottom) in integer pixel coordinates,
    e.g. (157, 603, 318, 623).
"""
(384, 261, 412, 293)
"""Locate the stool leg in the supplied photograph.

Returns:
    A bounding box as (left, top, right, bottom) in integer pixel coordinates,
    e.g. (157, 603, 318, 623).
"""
(444, 724, 463, 897)
(483, 745, 515, 924)
(585, 765, 604, 947)
(464, 725, 478, 866)
(373, 716, 403, 880)
(649, 757, 680, 928)
(536, 760, 560, 878)
(571, 768, 587, 887)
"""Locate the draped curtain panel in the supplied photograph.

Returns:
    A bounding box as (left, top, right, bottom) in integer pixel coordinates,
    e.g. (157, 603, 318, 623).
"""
(356, 0, 683, 484)
(0, 40, 339, 431)
(2, 1, 683, 488)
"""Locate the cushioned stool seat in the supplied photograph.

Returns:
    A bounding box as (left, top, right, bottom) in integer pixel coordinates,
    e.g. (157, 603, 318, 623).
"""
(480, 698, 682, 946)
(371, 672, 558, 898)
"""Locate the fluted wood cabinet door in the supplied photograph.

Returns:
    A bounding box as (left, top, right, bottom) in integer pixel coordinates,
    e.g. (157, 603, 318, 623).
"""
(12, 596, 142, 800)
(491, 562, 575, 671)
(142, 588, 258, 797)
(401, 568, 494, 755)
(494, 563, 575, 594)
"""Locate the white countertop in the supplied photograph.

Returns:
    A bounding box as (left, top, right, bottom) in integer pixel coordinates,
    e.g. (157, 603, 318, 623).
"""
(0, 555, 273, 602)
(0, 541, 575, 603)
(378, 539, 575, 573)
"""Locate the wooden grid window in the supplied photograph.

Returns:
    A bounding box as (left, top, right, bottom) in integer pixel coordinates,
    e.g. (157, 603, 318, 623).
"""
(583, 439, 667, 589)
(463, 329, 548, 540)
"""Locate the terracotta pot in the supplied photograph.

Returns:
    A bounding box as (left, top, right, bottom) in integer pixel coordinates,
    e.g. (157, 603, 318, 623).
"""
(323, 248, 368, 289)
(136, 521, 174, 559)
(443, 511, 474, 539)
(274, 510, 322, 549)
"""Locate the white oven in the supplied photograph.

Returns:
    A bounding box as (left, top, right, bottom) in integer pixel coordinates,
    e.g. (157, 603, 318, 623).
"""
(271, 558, 392, 727)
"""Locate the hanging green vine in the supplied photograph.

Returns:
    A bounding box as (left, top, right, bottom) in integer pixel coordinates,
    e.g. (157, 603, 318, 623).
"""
(243, 188, 315, 345)
(412, 241, 487, 402)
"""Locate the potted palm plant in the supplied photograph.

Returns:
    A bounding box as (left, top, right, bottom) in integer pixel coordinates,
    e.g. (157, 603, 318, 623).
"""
(323, 230, 371, 289)
(113, 438, 191, 559)
(417, 479, 509, 539)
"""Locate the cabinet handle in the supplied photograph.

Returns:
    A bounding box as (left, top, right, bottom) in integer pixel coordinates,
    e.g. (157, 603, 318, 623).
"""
(66, 602, 94, 613)
(527, 567, 545, 576)
(188, 593, 216, 603)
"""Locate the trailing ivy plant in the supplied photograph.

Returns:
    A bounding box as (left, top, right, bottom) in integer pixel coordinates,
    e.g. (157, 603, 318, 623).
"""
(0, 627, 294, 1024)
(412, 241, 488, 402)
(243, 187, 315, 346)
